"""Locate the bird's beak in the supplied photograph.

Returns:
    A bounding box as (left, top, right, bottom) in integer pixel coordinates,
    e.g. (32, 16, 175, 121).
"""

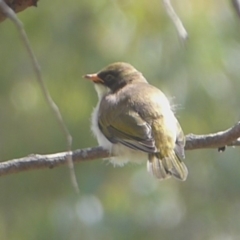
(83, 73, 104, 84)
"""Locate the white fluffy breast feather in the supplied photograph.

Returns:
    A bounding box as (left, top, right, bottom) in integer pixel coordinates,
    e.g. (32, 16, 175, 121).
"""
(91, 84, 147, 166)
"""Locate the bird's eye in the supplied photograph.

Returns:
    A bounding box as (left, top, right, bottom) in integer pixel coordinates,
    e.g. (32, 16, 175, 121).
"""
(105, 74, 115, 82)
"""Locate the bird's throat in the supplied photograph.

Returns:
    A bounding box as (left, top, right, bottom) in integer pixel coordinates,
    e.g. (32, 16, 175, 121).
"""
(94, 84, 110, 100)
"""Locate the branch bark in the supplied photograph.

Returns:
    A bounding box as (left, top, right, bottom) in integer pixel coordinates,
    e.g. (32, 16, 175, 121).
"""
(0, 122, 240, 177)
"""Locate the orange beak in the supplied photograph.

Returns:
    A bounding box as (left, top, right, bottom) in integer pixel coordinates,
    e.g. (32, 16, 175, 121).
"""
(83, 73, 104, 83)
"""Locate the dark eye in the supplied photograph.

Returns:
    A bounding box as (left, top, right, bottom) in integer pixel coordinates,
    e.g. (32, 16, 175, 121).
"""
(105, 74, 115, 83)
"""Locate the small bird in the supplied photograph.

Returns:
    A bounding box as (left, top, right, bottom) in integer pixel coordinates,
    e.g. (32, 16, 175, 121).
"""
(84, 62, 188, 181)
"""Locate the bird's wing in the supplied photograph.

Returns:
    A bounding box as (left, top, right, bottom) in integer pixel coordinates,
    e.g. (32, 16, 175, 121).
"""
(98, 109, 157, 153)
(174, 121, 185, 159)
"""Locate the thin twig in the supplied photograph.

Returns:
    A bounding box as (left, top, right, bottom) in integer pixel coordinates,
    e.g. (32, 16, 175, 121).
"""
(162, 0, 188, 42)
(232, 0, 240, 18)
(0, 122, 240, 177)
(0, 1, 79, 193)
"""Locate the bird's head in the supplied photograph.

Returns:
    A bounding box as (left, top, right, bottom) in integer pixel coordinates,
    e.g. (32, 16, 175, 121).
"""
(84, 62, 147, 96)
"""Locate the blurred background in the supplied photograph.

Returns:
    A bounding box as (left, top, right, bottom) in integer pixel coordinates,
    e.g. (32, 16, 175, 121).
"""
(1, 0, 240, 239)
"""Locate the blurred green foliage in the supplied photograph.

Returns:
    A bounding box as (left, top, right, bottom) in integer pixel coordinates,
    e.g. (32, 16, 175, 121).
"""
(1, 0, 240, 239)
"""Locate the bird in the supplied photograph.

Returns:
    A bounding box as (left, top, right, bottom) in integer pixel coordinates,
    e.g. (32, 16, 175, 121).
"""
(83, 62, 188, 181)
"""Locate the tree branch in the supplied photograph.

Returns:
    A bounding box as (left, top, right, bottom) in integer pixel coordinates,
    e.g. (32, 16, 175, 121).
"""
(185, 121, 240, 150)
(0, 122, 240, 177)
(0, 0, 38, 22)
(0, 147, 110, 177)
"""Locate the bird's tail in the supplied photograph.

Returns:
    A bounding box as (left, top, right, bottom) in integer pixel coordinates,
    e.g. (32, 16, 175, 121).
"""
(147, 152, 188, 181)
